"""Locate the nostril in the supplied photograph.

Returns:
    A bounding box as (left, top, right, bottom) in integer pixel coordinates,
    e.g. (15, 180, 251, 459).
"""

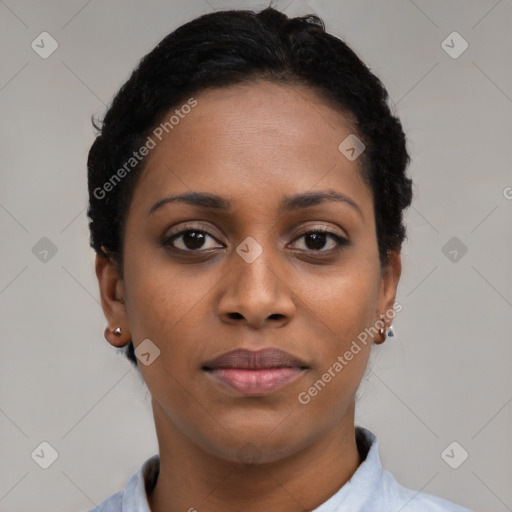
(229, 312, 244, 319)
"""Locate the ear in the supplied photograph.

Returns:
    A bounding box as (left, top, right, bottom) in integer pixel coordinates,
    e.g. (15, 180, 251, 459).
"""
(95, 250, 130, 348)
(374, 249, 402, 344)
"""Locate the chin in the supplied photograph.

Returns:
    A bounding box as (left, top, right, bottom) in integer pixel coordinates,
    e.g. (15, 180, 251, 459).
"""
(195, 422, 315, 466)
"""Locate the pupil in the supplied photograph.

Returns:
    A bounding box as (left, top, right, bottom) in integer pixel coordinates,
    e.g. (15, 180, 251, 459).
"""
(184, 231, 205, 249)
(306, 232, 326, 250)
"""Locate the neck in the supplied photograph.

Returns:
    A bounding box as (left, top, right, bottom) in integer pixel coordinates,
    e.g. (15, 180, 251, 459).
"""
(147, 401, 361, 512)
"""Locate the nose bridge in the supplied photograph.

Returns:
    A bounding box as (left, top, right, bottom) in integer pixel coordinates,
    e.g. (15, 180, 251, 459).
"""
(234, 234, 280, 298)
(218, 233, 295, 327)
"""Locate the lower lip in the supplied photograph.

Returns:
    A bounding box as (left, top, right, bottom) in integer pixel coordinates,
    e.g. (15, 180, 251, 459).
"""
(206, 367, 305, 396)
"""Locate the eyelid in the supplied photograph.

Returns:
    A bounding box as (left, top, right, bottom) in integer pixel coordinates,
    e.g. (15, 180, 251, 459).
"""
(292, 223, 347, 239)
(165, 222, 225, 241)
(164, 222, 346, 242)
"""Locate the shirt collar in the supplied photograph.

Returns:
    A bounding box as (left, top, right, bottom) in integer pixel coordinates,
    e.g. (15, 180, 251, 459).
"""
(311, 427, 383, 511)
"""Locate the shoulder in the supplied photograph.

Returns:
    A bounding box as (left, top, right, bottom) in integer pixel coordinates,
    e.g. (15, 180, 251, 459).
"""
(350, 427, 473, 512)
(381, 468, 473, 512)
(81, 454, 159, 512)
(84, 490, 123, 512)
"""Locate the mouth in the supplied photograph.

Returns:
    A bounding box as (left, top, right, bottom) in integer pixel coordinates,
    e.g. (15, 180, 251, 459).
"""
(202, 347, 309, 396)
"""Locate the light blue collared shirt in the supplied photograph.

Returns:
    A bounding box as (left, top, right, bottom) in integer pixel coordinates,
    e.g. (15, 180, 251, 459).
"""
(86, 427, 472, 512)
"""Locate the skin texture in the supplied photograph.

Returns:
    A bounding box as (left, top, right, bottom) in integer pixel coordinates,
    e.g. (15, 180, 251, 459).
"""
(96, 80, 401, 512)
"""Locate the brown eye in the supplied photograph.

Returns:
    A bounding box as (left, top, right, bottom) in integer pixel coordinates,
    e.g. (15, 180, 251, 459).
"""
(291, 229, 349, 253)
(162, 225, 348, 256)
(163, 228, 223, 252)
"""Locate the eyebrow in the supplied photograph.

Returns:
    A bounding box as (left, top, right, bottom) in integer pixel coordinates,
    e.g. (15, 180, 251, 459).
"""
(148, 189, 363, 218)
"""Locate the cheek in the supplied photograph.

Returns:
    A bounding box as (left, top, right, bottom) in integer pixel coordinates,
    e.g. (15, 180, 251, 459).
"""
(296, 346, 370, 434)
(295, 277, 376, 415)
(123, 242, 196, 337)
(124, 275, 179, 343)
(294, 262, 379, 404)
(300, 260, 380, 343)
(122, 252, 217, 377)
(124, 266, 206, 416)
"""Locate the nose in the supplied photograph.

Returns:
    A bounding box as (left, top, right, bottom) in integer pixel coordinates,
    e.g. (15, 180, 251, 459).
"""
(217, 243, 296, 330)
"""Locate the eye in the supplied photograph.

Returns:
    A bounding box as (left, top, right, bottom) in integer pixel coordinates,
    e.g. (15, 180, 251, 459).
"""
(161, 225, 349, 255)
(290, 228, 349, 253)
(162, 226, 223, 252)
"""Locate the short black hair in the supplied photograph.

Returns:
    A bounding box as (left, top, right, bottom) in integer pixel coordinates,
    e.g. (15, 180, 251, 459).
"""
(87, 5, 413, 369)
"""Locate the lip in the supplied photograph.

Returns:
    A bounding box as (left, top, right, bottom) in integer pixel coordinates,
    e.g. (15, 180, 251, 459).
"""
(202, 348, 308, 396)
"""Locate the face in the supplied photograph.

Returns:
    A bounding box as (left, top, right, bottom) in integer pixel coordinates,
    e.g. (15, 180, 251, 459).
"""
(96, 80, 401, 464)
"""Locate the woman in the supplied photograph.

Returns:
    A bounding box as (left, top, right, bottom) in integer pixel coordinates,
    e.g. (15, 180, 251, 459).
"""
(86, 6, 472, 511)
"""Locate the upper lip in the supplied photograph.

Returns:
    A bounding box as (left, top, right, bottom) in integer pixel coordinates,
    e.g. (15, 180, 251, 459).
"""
(202, 348, 308, 370)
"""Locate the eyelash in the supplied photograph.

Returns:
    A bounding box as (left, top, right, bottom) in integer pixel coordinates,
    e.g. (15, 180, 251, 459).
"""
(161, 225, 349, 256)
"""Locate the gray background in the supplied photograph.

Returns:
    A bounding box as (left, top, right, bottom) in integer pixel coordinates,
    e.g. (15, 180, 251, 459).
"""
(1, 1, 511, 511)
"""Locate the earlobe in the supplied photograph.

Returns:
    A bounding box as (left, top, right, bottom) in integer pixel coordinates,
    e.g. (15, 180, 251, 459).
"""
(104, 325, 131, 348)
(95, 252, 131, 347)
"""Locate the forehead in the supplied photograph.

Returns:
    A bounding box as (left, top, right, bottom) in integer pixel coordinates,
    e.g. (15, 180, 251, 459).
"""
(130, 80, 372, 218)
